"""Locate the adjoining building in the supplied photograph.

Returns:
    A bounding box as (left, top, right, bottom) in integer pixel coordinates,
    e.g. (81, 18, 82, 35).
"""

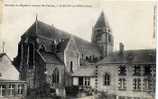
(13, 12, 156, 99)
(0, 53, 27, 99)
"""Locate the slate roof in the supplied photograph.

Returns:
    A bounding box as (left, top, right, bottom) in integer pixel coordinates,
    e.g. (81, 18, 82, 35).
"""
(22, 21, 70, 40)
(39, 51, 63, 65)
(22, 19, 101, 58)
(97, 49, 156, 64)
(56, 39, 70, 52)
(74, 37, 101, 56)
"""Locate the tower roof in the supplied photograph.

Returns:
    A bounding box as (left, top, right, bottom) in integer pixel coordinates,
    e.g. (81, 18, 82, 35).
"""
(95, 11, 110, 28)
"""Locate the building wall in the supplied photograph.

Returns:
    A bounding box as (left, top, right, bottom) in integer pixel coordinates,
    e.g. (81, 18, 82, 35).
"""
(97, 63, 156, 99)
(45, 63, 65, 87)
(34, 52, 46, 88)
(97, 64, 118, 94)
(0, 81, 27, 98)
(64, 37, 80, 73)
(0, 54, 19, 80)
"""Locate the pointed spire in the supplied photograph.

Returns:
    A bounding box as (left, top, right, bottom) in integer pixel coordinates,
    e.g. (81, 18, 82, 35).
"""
(95, 11, 110, 28)
(2, 41, 5, 53)
(101, 10, 104, 17)
(35, 13, 38, 34)
(36, 13, 38, 22)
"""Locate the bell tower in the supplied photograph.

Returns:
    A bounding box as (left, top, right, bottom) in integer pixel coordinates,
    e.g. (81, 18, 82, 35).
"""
(91, 11, 114, 57)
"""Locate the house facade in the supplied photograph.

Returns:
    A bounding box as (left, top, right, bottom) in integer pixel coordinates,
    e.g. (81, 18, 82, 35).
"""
(13, 12, 156, 99)
(0, 53, 27, 99)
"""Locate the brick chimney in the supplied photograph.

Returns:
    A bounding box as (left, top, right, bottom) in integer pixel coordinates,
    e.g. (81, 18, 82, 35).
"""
(119, 42, 124, 55)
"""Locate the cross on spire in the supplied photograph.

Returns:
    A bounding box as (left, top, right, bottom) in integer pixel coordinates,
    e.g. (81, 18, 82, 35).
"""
(36, 13, 38, 21)
(2, 41, 5, 53)
(35, 13, 38, 33)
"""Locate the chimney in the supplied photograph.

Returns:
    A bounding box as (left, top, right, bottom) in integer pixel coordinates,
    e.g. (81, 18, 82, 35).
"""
(119, 42, 124, 55)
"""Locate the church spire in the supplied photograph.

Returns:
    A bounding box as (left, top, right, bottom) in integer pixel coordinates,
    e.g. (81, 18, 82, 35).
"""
(36, 14, 38, 21)
(35, 14, 38, 34)
(95, 11, 110, 28)
(92, 11, 113, 57)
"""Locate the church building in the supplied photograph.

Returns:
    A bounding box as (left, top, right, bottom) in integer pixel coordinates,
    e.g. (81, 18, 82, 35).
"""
(13, 12, 156, 99)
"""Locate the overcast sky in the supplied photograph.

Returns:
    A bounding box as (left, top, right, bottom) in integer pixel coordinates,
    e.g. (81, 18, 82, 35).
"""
(0, 1, 156, 59)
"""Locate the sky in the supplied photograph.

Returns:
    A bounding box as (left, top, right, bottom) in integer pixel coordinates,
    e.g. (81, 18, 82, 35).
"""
(0, 0, 156, 59)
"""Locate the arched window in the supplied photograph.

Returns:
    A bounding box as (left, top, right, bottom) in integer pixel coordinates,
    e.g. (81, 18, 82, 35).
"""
(86, 56, 88, 60)
(28, 43, 34, 69)
(104, 73, 110, 86)
(39, 45, 46, 51)
(52, 68, 59, 84)
(70, 61, 73, 72)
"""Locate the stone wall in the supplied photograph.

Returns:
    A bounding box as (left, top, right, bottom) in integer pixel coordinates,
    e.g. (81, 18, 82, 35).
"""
(97, 63, 156, 99)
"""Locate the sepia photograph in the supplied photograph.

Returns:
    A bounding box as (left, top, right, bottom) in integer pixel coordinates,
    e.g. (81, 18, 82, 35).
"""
(0, 0, 156, 99)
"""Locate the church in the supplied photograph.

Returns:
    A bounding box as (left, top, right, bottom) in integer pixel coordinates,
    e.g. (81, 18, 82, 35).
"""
(13, 12, 156, 99)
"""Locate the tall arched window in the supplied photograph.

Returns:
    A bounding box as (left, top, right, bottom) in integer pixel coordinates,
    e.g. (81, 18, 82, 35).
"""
(52, 68, 59, 84)
(104, 73, 110, 86)
(28, 43, 34, 69)
(70, 61, 73, 72)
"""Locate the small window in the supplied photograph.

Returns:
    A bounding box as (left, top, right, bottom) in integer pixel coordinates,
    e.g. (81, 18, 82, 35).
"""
(133, 78, 141, 91)
(17, 84, 24, 94)
(133, 65, 141, 76)
(79, 77, 83, 86)
(86, 56, 89, 60)
(0, 73, 2, 77)
(144, 79, 152, 90)
(0, 85, 6, 96)
(8, 84, 15, 96)
(104, 73, 110, 86)
(52, 68, 59, 84)
(144, 65, 151, 76)
(118, 78, 126, 90)
(84, 77, 90, 86)
(79, 77, 90, 86)
(119, 65, 127, 76)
